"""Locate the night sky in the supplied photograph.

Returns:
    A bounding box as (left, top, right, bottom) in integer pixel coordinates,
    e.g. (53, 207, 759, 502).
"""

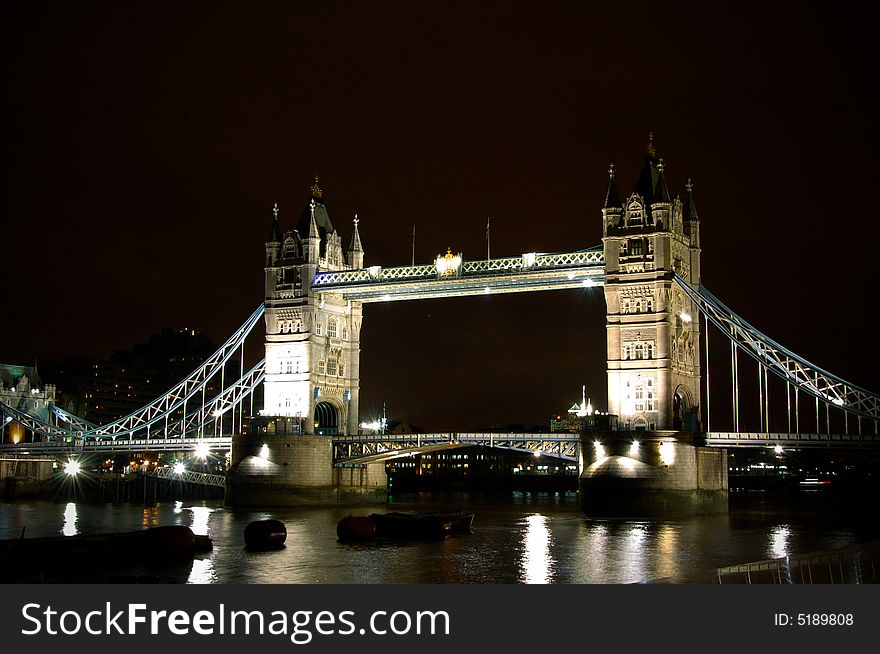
(3, 1, 877, 431)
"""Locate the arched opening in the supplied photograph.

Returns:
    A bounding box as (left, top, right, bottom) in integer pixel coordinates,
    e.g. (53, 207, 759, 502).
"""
(672, 393, 684, 430)
(673, 385, 695, 432)
(314, 401, 339, 435)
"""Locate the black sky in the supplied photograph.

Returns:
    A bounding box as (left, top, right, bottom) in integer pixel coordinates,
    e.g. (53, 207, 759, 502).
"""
(3, 1, 877, 431)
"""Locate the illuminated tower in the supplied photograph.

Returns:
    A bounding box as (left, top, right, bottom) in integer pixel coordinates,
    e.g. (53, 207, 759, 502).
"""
(602, 138, 702, 431)
(262, 178, 363, 435)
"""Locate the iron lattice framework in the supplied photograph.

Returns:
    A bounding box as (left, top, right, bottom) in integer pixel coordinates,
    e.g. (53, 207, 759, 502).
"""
(149, 466, 226, 488)
(0, 436, 232, 455)
(674, 275, 880, 426)
(0, 305, 265, 442)
(311, 247, 606, 302)
(333, 433, 581, 463)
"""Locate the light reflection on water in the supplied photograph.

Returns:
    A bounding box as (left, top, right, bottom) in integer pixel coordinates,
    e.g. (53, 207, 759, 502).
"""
(1, 494, 875, 584)
(521, 514, 552, 584)
(61, 502, 77, 536)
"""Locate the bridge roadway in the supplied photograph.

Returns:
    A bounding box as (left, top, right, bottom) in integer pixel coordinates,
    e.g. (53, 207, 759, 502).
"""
(1, 431, 878, 460)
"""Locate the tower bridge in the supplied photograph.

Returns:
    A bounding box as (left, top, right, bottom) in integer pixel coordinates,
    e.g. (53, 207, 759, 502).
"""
(2, 148, 879, 514)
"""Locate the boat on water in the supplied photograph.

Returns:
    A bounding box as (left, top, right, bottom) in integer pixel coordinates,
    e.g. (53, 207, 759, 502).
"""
(337, 511, 474, 542)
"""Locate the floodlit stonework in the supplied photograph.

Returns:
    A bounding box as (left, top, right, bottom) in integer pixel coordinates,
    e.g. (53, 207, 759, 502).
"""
(602, 145, 702, 432)
(262, 180, 363, 435)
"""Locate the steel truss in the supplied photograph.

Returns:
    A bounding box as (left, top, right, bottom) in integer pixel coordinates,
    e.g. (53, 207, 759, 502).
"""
(0, 305, 264, 442)
(149, 466, 226, 487)
(675, 275, 880, 425)
(311, 247, 606, 302)
(332, 433, 581, 463)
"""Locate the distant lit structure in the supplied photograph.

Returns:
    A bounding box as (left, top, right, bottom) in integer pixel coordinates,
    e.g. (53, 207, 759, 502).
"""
(0, 364, 55, 443)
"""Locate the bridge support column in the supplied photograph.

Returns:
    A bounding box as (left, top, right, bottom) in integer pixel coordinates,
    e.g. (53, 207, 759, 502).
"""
(578, 430, 727, 517)
(226, 429, 386, 506)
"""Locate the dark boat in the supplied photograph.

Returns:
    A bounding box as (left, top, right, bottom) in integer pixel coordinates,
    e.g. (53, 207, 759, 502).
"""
(369, 511, 474, 540)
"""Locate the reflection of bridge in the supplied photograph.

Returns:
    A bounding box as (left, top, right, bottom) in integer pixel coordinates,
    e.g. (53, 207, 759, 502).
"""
(2, 148, 878, 513)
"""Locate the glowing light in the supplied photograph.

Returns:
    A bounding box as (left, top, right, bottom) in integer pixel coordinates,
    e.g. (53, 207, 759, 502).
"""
(260, 443, 269, 459)
(629, 440, 640, 456)
(832, 398, 845, 407)
(173, 462, 186, 475)
(593, 441, 606, 458)
(368, 265, 381, 279)
(769, 525, 791, 559)
(567, 273, 574, 280)
(64, 460, 81, 476)
(212, 409, 223, 417)
(582, 279, 595, 288)
(773, 445, 783, 455)
(522, 252, 537, 268)
(484, 286, 491, 294)
(659, 441, 675, 466)
(533, 450, 542, 458)
(679, 312, 692, 323)
(436, 248, 463, 276)
(194, 442, 210, 459)
(62, 502, 78, 536)
(381, 294, 391, 302)
(521, 514, 552, 584)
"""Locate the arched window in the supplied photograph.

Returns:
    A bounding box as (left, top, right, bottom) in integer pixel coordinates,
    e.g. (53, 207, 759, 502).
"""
(315, 318, 323, 336)
(326, 358, 337, 376)
(279, 321, 287, 334)
(342, 325, 349, 340)
(337, 360, 345, 377)
(646, 380, 655, 411)
(635, 300, 642, 313)
(327, 318, 338, 338)
(646, 299, 653, 313)
(294, 320, 302, 333)
(647, 343, 654, 359)
(622, 299, 630, 314)
(318, 359, 326, 375)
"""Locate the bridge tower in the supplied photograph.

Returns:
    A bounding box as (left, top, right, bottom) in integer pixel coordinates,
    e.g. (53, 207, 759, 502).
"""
(602, 139, 702, 432)
(262, 179, 363, 435)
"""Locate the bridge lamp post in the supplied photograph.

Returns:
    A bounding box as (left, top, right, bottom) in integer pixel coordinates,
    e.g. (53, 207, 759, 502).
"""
(64, 459, 81, 476)
(773, 445, 783, 455)
(173, 462, 186, 475)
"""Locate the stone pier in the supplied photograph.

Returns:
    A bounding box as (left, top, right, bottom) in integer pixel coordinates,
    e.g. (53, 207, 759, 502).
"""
(225, 431, 386, 507)
(578, 430, 727, 517)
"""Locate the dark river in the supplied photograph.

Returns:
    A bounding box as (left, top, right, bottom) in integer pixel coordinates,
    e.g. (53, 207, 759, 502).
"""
(1, 491, 877, 583)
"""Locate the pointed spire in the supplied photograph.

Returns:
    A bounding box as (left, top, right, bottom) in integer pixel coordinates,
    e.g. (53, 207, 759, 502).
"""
(683, 177, 699, 222)
(267, 202, 283, 243)
(653, 158, 670, 204)
(349, 213, 363, 251)
(603, 163, 622, 209)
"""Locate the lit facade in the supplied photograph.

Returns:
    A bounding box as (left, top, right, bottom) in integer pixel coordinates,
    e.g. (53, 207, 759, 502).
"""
(602, 141, 702, 431)
(262, 179, 363, 435)
(0, 364, 55, 443)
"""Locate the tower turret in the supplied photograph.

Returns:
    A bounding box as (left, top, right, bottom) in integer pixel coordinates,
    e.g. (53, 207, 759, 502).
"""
(348, 214, 364, 269)
(602, 137, 702, 432)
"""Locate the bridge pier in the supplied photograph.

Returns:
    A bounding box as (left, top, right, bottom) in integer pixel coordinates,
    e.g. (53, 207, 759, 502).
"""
(578, 431, 727, 517)
(225, 426, 386, 506)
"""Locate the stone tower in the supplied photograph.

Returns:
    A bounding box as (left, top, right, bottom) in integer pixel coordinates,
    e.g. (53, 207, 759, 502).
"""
(262, 178, 364, 435)
(602, 140, 702, 431)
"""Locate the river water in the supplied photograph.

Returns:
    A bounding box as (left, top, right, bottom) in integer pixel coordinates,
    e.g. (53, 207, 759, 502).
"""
(1, 491, 877, 583)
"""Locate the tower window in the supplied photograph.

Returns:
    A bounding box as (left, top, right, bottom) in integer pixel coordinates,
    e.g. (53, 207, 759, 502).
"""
(630, 240, 643, 256)
(327, 318, 338, 338)
(318, 359, 326, 375)
(315, 319, 323, 336)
